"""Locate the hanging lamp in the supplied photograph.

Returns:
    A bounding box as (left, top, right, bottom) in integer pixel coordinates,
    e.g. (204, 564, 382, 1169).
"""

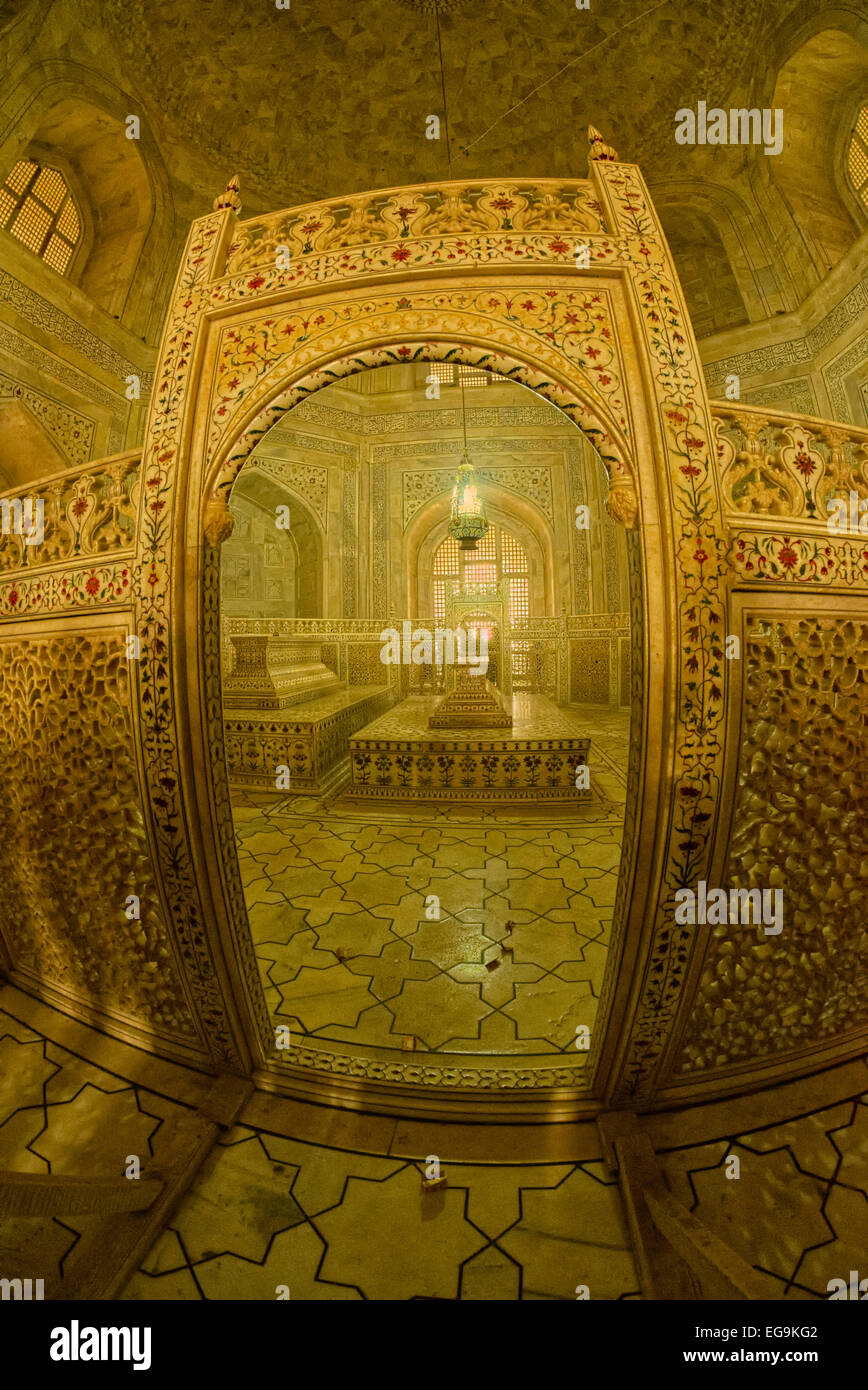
(448, 372, 489, 551)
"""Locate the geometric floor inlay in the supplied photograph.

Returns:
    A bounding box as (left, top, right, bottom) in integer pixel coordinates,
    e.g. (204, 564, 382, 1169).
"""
(234, 705, 629, 1061)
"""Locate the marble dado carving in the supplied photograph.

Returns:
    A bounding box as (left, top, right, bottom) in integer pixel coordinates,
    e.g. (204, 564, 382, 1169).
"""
(0, 269, 155, 391)
(0, 453, 140, 574)
(225, 688, 394, 793)
(402, 463, 554, 527)
(0, 371, 95, 466)
(350, 738, 590, 802)
(225, 181, 606, 275)
(0, 629, 196, 1040)
(677, 613, 868, 1075)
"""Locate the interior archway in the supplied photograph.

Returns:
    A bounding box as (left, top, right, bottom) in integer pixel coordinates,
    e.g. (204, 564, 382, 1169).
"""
(211, 358, 637, 1097)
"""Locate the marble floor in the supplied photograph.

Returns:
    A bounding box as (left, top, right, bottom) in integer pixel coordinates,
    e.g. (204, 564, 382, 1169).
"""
(4, 1000, 866, 1301)
(0, 1004, 637, 1301)
(123, 1125, 639, 1301)
(234, 704, 629, 1060)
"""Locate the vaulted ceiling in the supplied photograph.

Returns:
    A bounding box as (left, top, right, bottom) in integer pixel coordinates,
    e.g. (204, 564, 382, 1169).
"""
(2, 0, 866, 339)
(93, 0, 798, 206)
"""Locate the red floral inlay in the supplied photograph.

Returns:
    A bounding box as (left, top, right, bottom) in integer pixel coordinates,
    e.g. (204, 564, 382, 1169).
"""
(794, 448, 816, 478)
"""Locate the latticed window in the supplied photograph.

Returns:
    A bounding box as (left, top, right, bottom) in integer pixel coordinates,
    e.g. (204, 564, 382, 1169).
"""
(458, 365, 490, 386)
(0, 159, 80, 273)
(432, 522, 528, 625)
(425, 363, 501, 388)
(846, 105, 868, 210)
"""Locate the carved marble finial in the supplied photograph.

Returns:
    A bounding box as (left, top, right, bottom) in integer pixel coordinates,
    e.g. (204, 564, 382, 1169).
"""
(203, 495, 235, 546)
(588, 126, 619, 163)
(605, 480, 638, 529)
(213, 175, 242, 214)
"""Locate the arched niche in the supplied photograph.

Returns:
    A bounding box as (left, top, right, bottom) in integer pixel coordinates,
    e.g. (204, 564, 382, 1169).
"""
(658, 205, 750, 339)
(407, 486, 554, 620)
(27, 96, 152, 319)
(227, 465, 324, 618)
(0, 73, 173, 337)
(180, 337, 656, 1107)
(771, 29, 866, 270)
(654, 178, 793, 323)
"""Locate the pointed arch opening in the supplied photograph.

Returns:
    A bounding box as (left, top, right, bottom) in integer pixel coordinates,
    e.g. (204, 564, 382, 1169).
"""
(201, 350, 641, 1108)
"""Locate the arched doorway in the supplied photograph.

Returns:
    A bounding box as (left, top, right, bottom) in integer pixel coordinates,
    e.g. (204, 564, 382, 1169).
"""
(196, 349, 647, 1112)
(133, 170, 729, 1116)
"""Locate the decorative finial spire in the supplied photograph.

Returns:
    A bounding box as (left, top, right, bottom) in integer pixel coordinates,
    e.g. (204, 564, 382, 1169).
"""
(588, 126, 619, 164)
(213, 175, 241, 214)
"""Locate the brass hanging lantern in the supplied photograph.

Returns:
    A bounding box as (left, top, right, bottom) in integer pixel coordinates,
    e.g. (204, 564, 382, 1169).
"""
(449, 454, 489, 550)
(447, 371, 489, 551)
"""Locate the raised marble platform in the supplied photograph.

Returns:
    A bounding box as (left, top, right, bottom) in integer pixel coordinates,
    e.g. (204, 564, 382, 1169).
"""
(225, 685, 395, 793)
(349, 694, 591, 802)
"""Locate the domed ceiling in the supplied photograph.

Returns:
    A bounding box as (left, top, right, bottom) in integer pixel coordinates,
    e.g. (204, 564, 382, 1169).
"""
(88, 0, 791, 207)
(4, 0, 859, 340)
